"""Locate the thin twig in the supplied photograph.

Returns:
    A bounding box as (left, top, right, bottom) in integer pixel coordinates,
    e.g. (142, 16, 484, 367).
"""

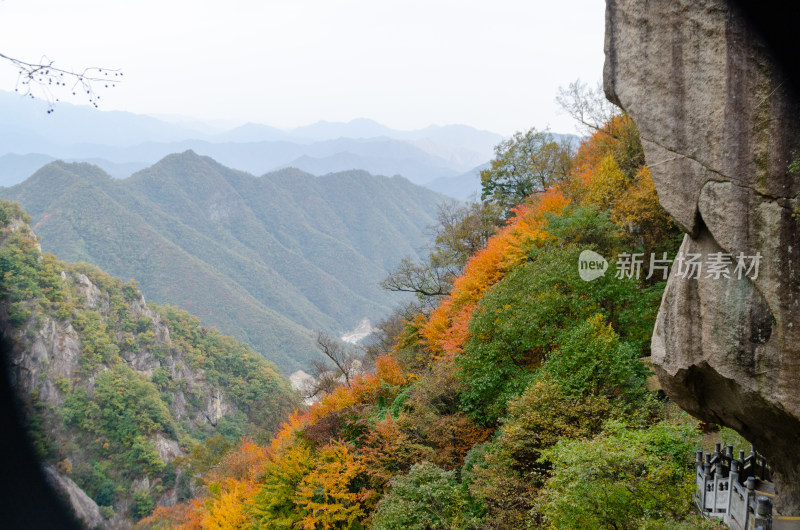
(0, 52, 122, 112)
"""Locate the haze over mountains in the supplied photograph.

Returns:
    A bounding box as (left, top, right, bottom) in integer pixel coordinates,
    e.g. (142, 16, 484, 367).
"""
(0, 152, 446, 372)
(0, 91, 588, 373)
(0, 90, 511, 199)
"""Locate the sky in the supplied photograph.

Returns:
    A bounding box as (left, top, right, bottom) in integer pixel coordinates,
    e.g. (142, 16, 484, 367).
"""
(0, 0, 606, 136)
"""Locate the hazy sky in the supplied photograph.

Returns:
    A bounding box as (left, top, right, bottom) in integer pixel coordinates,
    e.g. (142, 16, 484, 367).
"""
(0, 0, 606, 136)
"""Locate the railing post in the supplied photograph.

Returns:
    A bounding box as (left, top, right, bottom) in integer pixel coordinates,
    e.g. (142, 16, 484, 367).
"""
(727, 460, 739, 518)
(755, 496, 772, 530)
(696, 450, 705, 508)
(715, 460, 725, 510)
(746, 476, 756, 528)
(694, 442, 774, 529)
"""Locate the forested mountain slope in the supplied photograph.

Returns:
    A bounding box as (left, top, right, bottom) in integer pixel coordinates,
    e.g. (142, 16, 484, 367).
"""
(0, 152, 446, 372)
(147, 116, 723, 529)
(0, 199, 300, 526)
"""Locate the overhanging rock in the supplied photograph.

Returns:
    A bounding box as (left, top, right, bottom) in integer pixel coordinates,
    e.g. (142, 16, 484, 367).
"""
(604, 0, 800, 515)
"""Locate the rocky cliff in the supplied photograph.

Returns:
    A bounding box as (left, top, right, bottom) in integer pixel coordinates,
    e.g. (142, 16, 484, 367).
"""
(0, 199, 299, 526)
(604, 0, 800, 514)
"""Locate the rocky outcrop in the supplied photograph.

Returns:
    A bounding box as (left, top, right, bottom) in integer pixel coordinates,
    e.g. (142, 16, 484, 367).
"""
(605, 0, 800, 513)
(0, 211, 240, 523)
(43, 463, 107, 529)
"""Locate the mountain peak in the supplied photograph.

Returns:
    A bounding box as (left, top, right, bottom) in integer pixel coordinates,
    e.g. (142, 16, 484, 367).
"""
(175, 149, 201, 159)
(28, 160, 112, 187)
(347, 117, 383, 126)
(147, 149, 214, 170)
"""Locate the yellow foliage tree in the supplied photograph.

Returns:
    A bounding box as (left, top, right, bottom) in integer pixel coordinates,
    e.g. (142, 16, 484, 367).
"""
(584, 154, 628, 210)
(295, 441, 366, 529)
(197, 478, 258, 530)
(612, 166, 680, 256)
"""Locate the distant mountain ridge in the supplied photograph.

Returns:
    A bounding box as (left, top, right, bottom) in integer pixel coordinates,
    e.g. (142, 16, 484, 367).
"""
(0, 152, 446, 372)
(0, 90, 583, 200)
(424, 163, 490, 201)
(0, 90, 508, 197)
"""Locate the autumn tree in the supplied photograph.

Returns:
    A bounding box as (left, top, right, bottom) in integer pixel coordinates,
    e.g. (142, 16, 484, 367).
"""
(558, 82, 678, 259)
(611, 166, 682, 259)
(294, 442, 366, 528)
(558, 81, 644, 179)
(398, 359, 491, 469)
(381, 201, 503, 308)
(480, 128, 573, 211)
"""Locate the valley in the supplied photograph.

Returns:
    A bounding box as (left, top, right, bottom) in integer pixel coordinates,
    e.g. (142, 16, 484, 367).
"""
(0, 152, 448, 372)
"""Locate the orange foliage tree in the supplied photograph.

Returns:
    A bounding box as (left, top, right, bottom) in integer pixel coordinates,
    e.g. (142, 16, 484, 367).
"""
(421, 188, 570, 357)
(174, 355, 409, 528)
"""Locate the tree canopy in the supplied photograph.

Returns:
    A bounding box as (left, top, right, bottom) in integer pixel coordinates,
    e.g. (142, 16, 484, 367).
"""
(480, 128, 573, 211)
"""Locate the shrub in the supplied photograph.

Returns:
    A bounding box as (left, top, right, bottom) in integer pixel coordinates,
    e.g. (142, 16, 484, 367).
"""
(95, 480, 116, 507)
(497, 375, 611, 475)
(130, 489, 156, 521)
(545, 205, 624, 256)
(126, 436, 165, 476)
(372, 462, 484, 530)
(462, 442, 541, 529)
(537, 418, 700, 529)
(99, 505, 115, 519)
(541, 313, 647, 403)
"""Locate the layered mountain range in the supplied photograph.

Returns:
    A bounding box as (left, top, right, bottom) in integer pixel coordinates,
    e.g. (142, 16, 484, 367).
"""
(0, 152, 446, 372)
(0, 90, 510, 199)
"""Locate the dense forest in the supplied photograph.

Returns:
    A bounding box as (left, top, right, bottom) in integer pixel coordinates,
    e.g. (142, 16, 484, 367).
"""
(0, 200, 300, 525)
(0, 156, 446, 372)
(138, 101, 735, 528)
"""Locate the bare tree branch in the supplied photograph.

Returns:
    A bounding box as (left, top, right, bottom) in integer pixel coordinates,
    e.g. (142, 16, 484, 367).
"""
(304, 359, 342, 399)
(380, 257, 456, 298)
(0, 52, 122, 112)
(381, 201, 504, 313)
(301, 333, 365, 400)
(315, 333, 362, 388)
(556, 79, 621, 137)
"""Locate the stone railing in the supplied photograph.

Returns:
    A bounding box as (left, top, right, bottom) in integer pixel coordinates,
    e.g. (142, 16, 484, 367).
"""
(696, 443, 774, 529)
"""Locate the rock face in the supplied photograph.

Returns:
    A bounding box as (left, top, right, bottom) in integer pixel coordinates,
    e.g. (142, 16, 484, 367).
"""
(43, 463, 106, 530)
(605, 0, 800, 514)
(0, 208, 271, 525)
